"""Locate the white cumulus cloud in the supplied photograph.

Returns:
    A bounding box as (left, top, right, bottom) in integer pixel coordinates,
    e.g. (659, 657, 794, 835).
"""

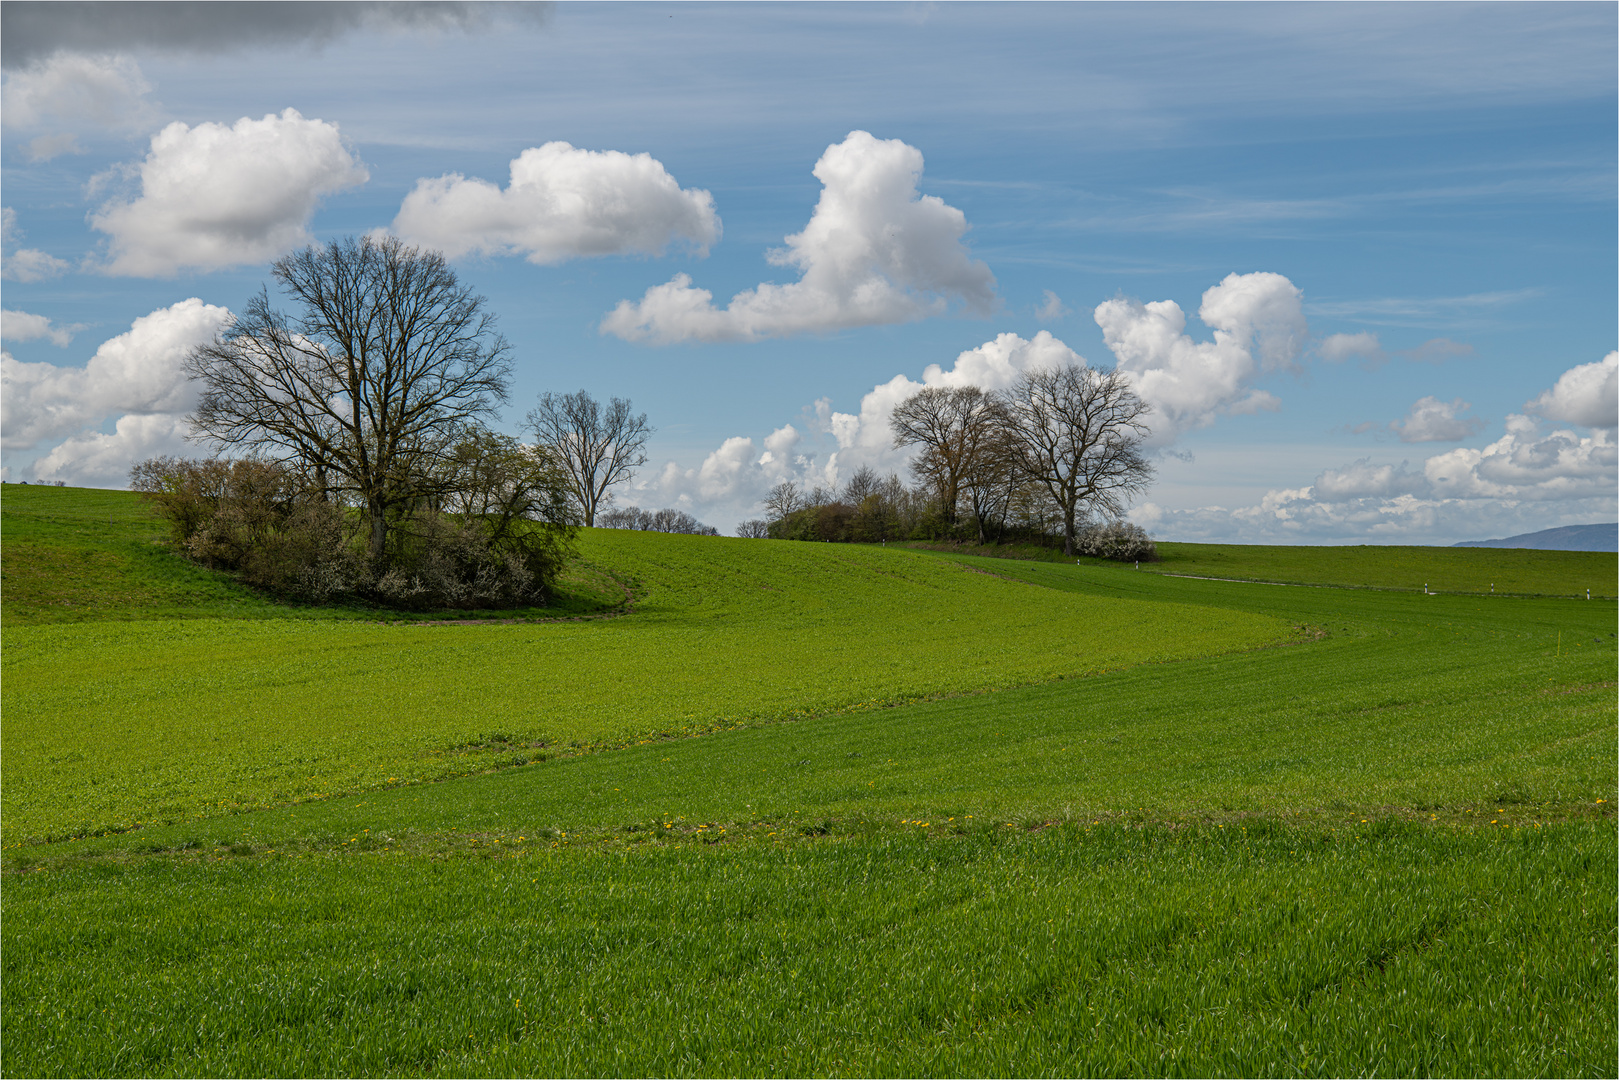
(1134, 355, 1617, 545)
(602, 130, 996, 344)
(1095, 271, 1307, 439)
(2, 248, 70, 282)
(643, 425, 804, 520)
(2, 299, 231, 490)
(1424, 415, 1616, 500)
(1, 308, 83, 347)
(822, 330, 1079, 465)
(89, 108, 368, 277)
(0, 52, 154, 130)
(32, 413, 197, 488)
(1390, 396, 1486, 443)
(1525, 351, 1617, 429)
(1309, 459, 1428, 502)
(391, 142, 719, 264)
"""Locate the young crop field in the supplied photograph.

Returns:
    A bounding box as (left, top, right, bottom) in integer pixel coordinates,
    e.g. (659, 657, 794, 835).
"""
(1149, 540, 1613, 598)
(2, 487, 1290, 845)
(2, 487, 1614, 1076)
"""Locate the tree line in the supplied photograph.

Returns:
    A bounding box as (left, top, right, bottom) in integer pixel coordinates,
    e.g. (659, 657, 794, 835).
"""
(133, 235, 1156, 611)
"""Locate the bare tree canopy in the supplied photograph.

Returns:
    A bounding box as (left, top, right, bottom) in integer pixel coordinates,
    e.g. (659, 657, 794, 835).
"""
(526, 391, 652, 527)
(185, 235, 512, 562)
(762, 480, 804, 522)
(889, 385, 1004, 527)
(1002, 363, 1153, 556)
(596, 505, 718, 535)
(840, 465, 881, 506)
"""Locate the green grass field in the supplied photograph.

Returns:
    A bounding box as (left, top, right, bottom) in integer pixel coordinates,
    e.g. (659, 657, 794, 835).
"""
(1149, 540, 1614, 598)
(0, 484, 629, 625)
(3, 491, 1289, 845)
(900, 535, 1614, 598)
(3, 486, 1614, 1076)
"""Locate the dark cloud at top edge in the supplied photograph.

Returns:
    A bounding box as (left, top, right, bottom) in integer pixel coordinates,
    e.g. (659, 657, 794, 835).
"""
(0, 1, 552, 68)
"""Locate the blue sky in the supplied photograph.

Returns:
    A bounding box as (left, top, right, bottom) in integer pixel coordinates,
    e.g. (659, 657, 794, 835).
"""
(3, 1, 1614, 541)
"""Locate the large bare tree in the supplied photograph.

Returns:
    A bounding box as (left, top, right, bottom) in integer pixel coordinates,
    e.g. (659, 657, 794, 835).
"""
(1002, 363, 1154, 555)
(185, 236, 512, 563)
(889, 385, 1004, 528)
(526, 391, 652, 526)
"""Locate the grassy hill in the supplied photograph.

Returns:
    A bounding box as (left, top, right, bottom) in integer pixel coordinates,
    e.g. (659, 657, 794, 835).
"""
(2, 486, 1289, 845)
(0, 483, 628, 625)
(3, 486, 1614, 1076)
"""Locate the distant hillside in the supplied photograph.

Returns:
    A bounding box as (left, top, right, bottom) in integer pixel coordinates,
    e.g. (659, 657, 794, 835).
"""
(1453, 523, 1618, 552)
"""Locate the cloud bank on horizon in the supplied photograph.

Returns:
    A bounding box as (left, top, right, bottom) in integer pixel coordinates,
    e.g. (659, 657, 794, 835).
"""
(2, 298, 231, 482)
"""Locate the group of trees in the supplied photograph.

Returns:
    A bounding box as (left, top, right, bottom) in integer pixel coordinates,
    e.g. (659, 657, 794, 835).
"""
(132, 439, 573, 608)
(750, 466, 1155, 561)
(755, 366, 1157, 558)
(135, 234, 1157, 609)
(754, 470, 935, 544)
(597, 505, 720, 535)
(890, 367, 1154, 555)
(138, 236, 654, 609)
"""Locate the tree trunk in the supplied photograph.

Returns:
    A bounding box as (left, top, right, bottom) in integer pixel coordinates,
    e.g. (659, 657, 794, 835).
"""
(368, 501, 387, 564)
(1063, 505, 1077, 556)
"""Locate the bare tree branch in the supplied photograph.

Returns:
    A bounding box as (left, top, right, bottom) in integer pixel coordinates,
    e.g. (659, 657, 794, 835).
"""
(526, 391, 652, 527)
(1002, 364, 1153, 556)
(185, 235, 511, 563)
(889, 385, 1004, 529)
(762, 480, 804, 521)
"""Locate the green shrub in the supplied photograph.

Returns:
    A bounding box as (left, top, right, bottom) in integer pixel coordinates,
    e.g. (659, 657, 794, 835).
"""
(131, 445, 576, 609)
(131, 457, 360, 599)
